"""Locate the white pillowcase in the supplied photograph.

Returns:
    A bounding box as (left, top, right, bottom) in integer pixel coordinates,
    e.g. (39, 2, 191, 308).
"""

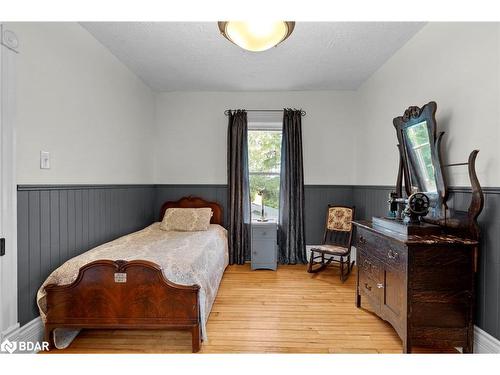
(160, 207, 213, 232)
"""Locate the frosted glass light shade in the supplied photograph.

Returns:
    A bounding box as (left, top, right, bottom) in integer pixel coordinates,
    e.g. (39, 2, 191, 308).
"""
(218, 21, 295, 52)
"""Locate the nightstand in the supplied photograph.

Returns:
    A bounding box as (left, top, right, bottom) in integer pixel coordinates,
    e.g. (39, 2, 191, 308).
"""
(251, 221, 278, 270)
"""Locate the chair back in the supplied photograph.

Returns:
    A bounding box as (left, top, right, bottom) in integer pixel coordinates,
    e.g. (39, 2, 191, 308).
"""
(323, 205, 355, 248)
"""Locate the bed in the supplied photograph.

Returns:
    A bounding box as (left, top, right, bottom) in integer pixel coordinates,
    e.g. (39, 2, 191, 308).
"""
(38, 196, 228, 353)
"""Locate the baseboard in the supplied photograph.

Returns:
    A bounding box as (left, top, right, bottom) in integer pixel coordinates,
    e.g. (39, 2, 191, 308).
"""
(1, 322, 20, 342)
(16, 317, 43, 345)
(474, 326, 500, 353)
(2, 317, 44, 354)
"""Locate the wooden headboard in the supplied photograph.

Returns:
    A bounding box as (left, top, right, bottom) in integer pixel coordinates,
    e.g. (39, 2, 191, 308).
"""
(159, 196, 224, 226)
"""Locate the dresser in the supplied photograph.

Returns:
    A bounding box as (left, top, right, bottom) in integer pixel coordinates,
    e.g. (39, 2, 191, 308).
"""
(251, 221, 278, 270)
(350, 101, 485, 353)
(353, 220, 478, 353)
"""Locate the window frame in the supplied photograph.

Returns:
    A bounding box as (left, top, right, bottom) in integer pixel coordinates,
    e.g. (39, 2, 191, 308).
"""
(247, 125, 283, 221)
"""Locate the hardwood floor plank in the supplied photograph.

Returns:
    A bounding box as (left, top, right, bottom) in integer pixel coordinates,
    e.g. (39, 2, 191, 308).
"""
(43, 264, 456, 354)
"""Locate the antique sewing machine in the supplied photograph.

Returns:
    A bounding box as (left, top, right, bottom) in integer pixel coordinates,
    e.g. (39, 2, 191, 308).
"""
(387, 191, 430, 224)
(373, 189, 441, 235)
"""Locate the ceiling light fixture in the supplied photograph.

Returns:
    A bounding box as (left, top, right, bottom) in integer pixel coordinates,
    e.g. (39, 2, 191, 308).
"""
(218, 21, 295, 52)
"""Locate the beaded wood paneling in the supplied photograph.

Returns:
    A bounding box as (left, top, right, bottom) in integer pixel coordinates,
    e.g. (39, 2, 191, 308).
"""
(17, 185, 155, 325)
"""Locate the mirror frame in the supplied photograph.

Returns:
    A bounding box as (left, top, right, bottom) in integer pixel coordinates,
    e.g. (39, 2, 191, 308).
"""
(393, 101, 448, 215)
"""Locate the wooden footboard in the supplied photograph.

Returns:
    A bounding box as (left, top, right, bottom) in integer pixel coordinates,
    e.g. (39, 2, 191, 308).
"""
(44, 259, 201, 352)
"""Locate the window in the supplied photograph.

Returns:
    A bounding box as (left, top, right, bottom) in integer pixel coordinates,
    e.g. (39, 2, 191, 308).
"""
(248, 129, 282, 221)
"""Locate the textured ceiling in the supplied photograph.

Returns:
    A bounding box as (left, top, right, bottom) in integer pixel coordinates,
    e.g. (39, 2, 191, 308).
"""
(81, 22, 425, 91)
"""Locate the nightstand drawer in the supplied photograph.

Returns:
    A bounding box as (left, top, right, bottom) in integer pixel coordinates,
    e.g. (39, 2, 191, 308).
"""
(252, 226, 277, 240)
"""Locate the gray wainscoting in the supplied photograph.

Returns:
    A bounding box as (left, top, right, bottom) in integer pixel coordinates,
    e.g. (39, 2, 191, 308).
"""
(304, 185, 353, 244)
(17, 185, 155, 325)
(352, 185, 394, 220)
(16, 183, 500, 342)
(353, 185, 500, 341)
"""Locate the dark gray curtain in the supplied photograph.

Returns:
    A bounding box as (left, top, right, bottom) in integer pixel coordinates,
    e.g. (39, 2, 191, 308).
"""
(278, 109, 306, 264)
(227, 110, 251, 265)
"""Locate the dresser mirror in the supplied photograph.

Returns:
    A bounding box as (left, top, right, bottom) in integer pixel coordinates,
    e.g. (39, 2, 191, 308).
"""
(393, 101, 447, 215)
(403, 121, 437, 192)
(391, 101, 484, 240)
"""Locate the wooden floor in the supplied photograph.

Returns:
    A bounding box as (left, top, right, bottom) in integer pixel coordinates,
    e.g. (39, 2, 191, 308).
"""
(45, 264, 456, 354)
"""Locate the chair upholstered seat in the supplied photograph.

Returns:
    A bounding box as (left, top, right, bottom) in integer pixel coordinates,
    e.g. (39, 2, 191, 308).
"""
(310, 244, 349, 255)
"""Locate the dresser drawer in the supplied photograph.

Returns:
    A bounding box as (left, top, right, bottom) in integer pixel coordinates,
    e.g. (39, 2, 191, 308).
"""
(357, 250, 383, 314)
(357, 228, 407, 270)
(358, 263, 382, 313)
(358, 250, 382, 282)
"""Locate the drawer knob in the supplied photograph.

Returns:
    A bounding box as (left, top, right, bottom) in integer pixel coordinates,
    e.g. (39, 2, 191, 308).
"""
(387, 249, 399, 260)
(364, 283, 372, 291)
(377, 283, 384, 289)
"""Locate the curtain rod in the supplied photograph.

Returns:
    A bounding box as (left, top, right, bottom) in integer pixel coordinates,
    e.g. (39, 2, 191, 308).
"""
(224, 109, 306, 116)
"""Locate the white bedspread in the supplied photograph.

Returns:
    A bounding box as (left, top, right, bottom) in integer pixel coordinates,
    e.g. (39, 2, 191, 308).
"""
(37, 223, 228, 348)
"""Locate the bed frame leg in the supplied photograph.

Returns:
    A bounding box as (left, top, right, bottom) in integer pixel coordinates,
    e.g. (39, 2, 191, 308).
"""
(191, 324, 201, 353)
(44, 326, 55, 350)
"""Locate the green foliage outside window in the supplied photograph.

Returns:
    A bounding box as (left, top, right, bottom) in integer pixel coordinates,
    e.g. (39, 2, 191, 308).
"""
(248, 130, 282, 219)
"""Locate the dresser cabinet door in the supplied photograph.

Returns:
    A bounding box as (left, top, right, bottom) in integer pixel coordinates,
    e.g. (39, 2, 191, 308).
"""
(381, 264, 405, 336)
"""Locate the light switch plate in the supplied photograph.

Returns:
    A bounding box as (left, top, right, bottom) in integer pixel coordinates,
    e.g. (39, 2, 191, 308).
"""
(40, 151, 50, 169)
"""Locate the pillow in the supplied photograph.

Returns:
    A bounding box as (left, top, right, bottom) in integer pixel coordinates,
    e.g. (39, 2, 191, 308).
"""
(160, 207, 213, 232)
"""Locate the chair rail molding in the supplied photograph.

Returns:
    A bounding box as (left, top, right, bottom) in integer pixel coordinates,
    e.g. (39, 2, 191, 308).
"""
(0, 24, 19, 341)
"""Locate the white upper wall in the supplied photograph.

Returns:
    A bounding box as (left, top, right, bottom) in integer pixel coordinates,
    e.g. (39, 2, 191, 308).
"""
(9, 22, 500, 187)
(154, 91, 357, 184)
(355, 22, 500, 187)
(9, 22, 155, 185)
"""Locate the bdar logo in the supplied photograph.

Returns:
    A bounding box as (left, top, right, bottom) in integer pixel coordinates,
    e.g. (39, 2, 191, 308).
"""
(1, 339, 17, 354)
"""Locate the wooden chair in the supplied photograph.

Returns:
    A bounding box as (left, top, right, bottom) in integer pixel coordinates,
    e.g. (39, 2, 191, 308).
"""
(307, 205, 355, 282)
